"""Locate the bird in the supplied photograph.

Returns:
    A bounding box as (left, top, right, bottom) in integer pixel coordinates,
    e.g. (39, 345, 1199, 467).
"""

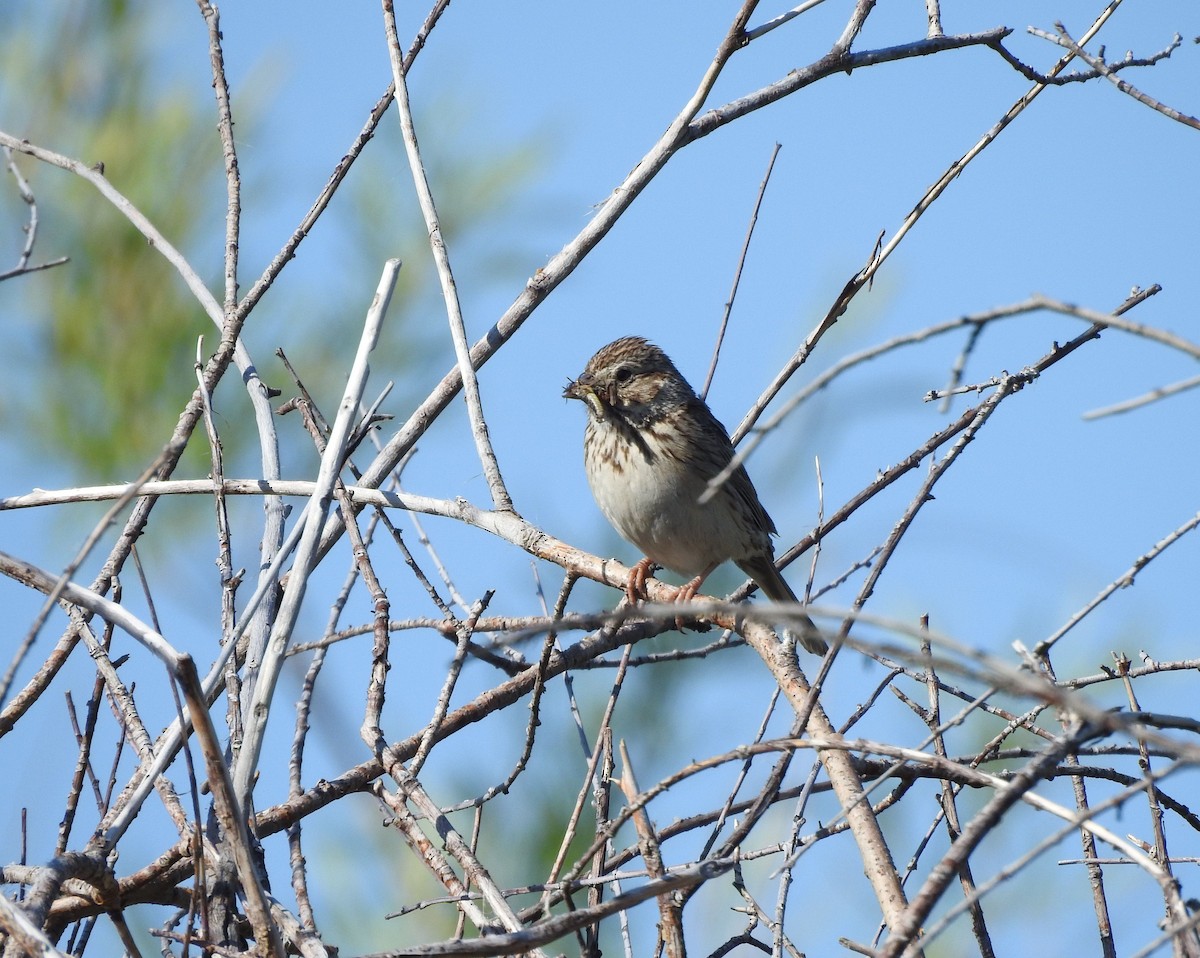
(563, 336, 826, 655)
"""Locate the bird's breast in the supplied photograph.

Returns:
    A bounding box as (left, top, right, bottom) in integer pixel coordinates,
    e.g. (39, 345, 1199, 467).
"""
(582, 418, 740, 578)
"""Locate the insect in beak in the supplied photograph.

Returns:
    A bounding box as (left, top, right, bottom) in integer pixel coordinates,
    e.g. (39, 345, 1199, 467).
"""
(564, 378, 608, 420)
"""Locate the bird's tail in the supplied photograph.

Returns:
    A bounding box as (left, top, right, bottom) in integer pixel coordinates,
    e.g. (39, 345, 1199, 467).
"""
(736, 556, 828, 656)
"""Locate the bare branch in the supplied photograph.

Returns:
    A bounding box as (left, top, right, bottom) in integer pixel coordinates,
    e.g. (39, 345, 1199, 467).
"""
(0, 146, 68, 280)
(702, 141, 782, 401)
(382, 1, 512, 512)
(1028, 25, 1198, 129)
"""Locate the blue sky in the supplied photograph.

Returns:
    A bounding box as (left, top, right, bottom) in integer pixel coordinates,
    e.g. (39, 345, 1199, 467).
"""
(3, 2, 1200, 954)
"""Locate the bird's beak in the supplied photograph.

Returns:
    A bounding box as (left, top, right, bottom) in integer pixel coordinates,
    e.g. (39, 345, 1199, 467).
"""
(563, 377, 607, 420)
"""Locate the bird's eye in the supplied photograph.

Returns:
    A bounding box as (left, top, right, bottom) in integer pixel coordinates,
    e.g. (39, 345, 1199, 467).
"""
(614, 366, 632, 383)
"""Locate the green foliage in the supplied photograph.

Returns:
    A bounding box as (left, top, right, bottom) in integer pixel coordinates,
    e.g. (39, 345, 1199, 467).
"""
(0, 3, 550, 480)
(2, 2, 221, 475)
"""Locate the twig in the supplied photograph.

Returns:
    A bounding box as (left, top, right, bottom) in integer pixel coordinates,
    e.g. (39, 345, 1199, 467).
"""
(920, 628, 994, 957)
(588, 728, 615, 956)
(0, 145, 68, 280)
(194, 338, 238, 651)
(699, 685, 783, 859)
(840, 373, 1016, 645)
(1065, 751, 1117, 957)
(833, 0, 880, 56)
(902, 756, 1196, 958)
(730, 859, 790, 957)
(802, 733, 1174, 873)
(408, 593, 493, 776)
(702, 141, 782, 400)
(772, 287, 1160, 578)
(232, 258, 398, 811)
(745, 1, 828, 41)
(375, 787, 497, 934)
(1025, 290, 1191, 357)
(1129, 910, 1200, 958)
(542, 643, 635, 906)
(384, 768, 549, 955)
(174, 657, 283, 958)
(375, 859, 737, 957)
(1083, 373, 1200, 420)
(0, 132, 223, 325)
(0, 435, 184, 714)
(618, 741, 684, 958)
(924, 0, 942, 38)
(443, 573, 579, 812)
(1030, 25, 1198, 130)
(992, 28, 1179, 87)
(0, 892, 74, 958)
(1036, 509, 1200, 655)
(725, 0, 1122, 445)
(719, 283, 1170, 509)
(1114, 653, 1178, 930)
(382, 0, 513, 511)
(235, 0, 451, 321)
(288, 641, 326, 937)
(59, 690, 104, 853)
(196, 0, 242, 310)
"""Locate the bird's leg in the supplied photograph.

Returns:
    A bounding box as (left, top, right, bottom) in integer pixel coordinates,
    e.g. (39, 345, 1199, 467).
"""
(627, 557, 658, 604)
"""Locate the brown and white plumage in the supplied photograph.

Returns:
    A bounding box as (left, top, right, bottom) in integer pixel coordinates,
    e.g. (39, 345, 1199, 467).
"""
(563, 336, 826, 655)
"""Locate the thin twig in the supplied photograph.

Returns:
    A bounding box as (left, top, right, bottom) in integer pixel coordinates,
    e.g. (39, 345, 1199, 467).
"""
(382, 0, 513, 511)
(724, 2, 1121, 447)
(173, 658, 284, 957)
(542, 643, 635, 906)
(743, 0, 829, 42)
(921, 627, 994, 957)
(232, 258, 398, 811)
(0, 133, 222, 324)
(370, 858, 736, 957)
(383, 768, 550, 955)
(1083, 373, 1200, 420)
(0, 145, 68, 280)
(409, 593, 493, 776)
(0, 435, 184, 714)
(1114, 653, 1178, 927)
(375, 787, 497, 934)
(234, 0, 451, 321)
(1031, 25, 1198, 130)
(618, 741, 684, 958)
(702, 141, 782, 400)
(196, 0, 242, 311)
(1036, 509, 1200, 655)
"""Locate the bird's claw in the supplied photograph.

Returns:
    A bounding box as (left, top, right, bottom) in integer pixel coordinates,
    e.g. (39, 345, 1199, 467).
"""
(626, 558, 658, 605)
(627, 562, 712, 633)
(671, 575, 710, 632)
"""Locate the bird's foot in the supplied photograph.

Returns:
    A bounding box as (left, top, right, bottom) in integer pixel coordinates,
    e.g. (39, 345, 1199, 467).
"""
(671, 574, 711, 632)
(626, 558, 658, 605)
